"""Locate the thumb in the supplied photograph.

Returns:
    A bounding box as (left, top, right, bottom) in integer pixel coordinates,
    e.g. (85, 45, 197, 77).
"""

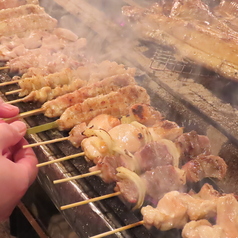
(0, 121, 26, 152)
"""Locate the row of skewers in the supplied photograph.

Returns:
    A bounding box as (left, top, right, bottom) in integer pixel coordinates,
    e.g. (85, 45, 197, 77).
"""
(0, 1, 237, 238)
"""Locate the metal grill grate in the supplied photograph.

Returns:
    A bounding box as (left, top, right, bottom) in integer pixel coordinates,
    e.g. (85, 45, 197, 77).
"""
(150, 46, 212, 77)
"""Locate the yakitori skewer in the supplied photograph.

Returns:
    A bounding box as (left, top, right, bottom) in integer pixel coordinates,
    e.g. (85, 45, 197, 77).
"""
(53, 170, 101, 184)
(36, 152, 85, 167)
(7, 73, 135, 105)
(0, 66, 9, 70)
(5, 88, 21, 95)
(0, 79, 19, 87)
(3, 61, 135, 104)
(90, 183, 236, 238)
(24, 111, 122, 148)
(6, 85, 150, 134)
(90, 221, 145, 238)
(60, 191, 121, 210)
(2, 60, 134, 95)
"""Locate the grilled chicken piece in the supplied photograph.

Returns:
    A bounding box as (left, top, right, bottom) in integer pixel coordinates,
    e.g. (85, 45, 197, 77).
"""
(54, 85, 150, 131)
(189, 183, 221, 200)
(115, 165, 186, 207)
(141, 186, 220, 231)
(0, 13, 57, 37)
(0, 34, 87, 64)
(175, 130, 211, 164)
(213, 1, 238, 32)
(69, 114, 121, 148)
(182, 154, 227, 182)
(19, 60, 134, 96)
(0, 4, 44, 21)
(42, 73, 136, 117)
(69, 103, 164, 149)
(129, 104, 163, 127)
(23, 80, 87, 103)
(19, 67, 87, 97)
(83, 119, 180, 165)
(0, 0, 38, 10)
(216, 194, 238, 237)
(149, 120, 183, 142)
(182, 220, 226, 238)
(7, 51, 83, 75)
(122, 1, 238, 81)
(0, 29, 79, 62)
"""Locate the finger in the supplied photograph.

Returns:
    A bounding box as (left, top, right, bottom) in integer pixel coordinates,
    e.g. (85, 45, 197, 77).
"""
(0, 101, 19, 118)
(13, 138, 38, 185)
(0, 121, 26, 152)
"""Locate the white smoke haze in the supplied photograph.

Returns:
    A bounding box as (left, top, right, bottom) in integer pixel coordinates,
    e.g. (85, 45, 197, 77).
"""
(38, 0, 141, 65)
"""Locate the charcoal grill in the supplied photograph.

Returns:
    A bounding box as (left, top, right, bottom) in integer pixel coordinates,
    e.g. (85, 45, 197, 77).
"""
(1, 0, 238, 237)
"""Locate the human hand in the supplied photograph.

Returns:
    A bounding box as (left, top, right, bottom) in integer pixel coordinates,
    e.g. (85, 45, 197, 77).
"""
(0, 97, 19, 119)
(0, 120, 38, 221)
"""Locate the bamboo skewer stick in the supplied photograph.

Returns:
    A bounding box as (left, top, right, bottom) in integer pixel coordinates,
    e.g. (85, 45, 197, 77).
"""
(53, 170, 101, 184)
(0, 79, 19, 87)
(0, 66, 9, 70)
(4, 108, 45, 122)
(90, 221, 145, 238)
(60, 191, 121, 210)
(5, 88, 21, 95)
(36, 152, 85, 167)
(23, 136, 69, 148)
(5, 97, 25, 104)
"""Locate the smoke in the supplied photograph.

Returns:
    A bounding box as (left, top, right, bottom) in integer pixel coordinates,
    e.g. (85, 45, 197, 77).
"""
(38, 0, 140, 65)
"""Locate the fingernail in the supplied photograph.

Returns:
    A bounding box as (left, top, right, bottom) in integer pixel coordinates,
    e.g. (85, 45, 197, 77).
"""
(1, 103, 18, 111)
(11, 121, 26, 134)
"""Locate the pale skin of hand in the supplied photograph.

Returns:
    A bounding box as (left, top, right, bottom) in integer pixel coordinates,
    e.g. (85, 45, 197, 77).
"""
(0, 99, 38, 221)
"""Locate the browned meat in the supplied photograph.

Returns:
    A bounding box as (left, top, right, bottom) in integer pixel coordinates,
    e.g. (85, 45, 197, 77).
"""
(182, 220, 226, 238)
(69, 114, 121, 148)
(175, 131, 211, 164)
(150, 119, 183, 142)
(42, 73, 136, 117)
(56, 85, 150, 130)
(89, 140, 178, 183)
(122, 2, 238, 81)
(213, 0, 238, 32)
(0, 13, 57, 37)
(182, 155, 227, 182)
(115, 165, 186, 205)
(0, 0, 38, 10)
(128, 104, 163, 127)
(134, 140, 179, 171)
(90, 154, 129, 183)
(0, 4, 44, 21)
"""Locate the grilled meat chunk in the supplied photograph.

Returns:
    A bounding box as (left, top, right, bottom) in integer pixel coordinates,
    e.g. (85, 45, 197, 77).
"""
(0, 0, 38, 10)
(175, 130, 211, 164)
(0, 13, 57, 37)
(182, 154, 227, 182)
(182, 220, 226, 238)
(0, 4, 45, 21)
(141, 185, 220, 231)
(42, 73, 136, 117)
(56, 85, 150, 130)
(115, 165, 186, 205)
(122, 1, 238, 81)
